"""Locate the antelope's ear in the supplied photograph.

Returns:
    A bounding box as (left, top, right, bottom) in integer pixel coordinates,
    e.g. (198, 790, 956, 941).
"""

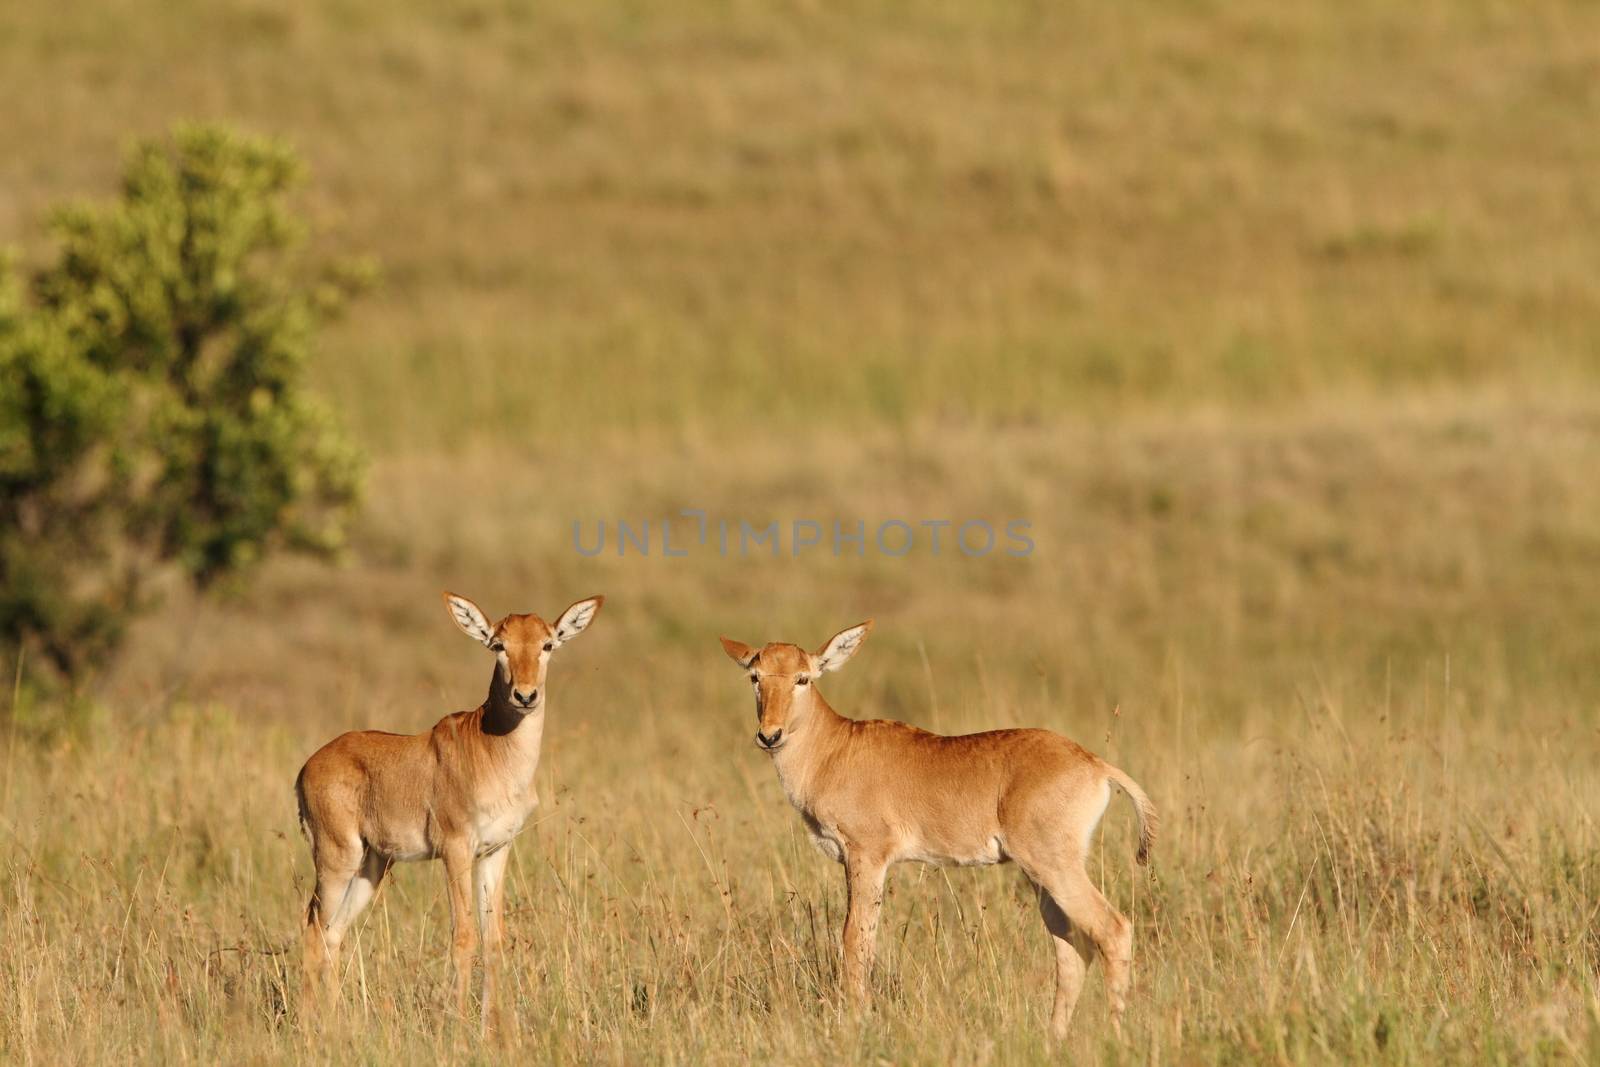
(719, 636, 758, 669)
(551, 595, 604, 646)
(814, 620, 873, 673)
(444, 592, 495, 646)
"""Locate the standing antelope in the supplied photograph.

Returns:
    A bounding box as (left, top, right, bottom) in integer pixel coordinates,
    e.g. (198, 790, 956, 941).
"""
(719, 621, 1156, 1040)
(296, 591, 604, 1026)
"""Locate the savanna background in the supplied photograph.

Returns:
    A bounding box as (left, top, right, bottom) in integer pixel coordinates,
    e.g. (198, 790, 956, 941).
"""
(4, 2, 1600, 1063)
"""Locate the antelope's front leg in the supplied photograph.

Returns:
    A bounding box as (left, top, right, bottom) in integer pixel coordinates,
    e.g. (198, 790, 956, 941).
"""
(841, 851, 889, 1005)
(442, 843, 478, 1019)
(475, 845, 513, 1036)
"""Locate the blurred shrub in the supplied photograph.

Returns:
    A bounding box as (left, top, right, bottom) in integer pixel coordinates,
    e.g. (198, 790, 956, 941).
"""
(0, 124, 367, 681)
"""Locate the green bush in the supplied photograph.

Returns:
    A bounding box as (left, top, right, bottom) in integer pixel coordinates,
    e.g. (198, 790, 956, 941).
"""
(0, 124, 366, 681)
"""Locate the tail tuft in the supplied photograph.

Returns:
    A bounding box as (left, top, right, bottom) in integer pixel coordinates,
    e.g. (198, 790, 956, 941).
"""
(1105, 764, 1158, 866)
(294, 765, 312, 842)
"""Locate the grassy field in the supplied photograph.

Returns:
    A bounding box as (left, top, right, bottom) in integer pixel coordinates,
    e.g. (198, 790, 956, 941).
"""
(4, 1, 1600, 1063)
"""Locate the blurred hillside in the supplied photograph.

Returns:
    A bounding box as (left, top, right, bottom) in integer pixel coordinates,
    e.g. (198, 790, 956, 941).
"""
(2, 0, 1596, 729)
(3, 1, 1597, 448)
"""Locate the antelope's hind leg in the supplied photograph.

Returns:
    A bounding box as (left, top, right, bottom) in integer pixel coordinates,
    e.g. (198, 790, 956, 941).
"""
(1011, 819, 1135, 1041)
(1040, 867, 1134, 1035)
(1037, 886, 1096, 1041)
(302, 840, 389, 1018)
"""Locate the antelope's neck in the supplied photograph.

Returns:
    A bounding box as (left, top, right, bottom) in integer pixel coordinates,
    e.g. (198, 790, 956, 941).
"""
(772, 695, 849, 810)
(481, 667, 547, 769)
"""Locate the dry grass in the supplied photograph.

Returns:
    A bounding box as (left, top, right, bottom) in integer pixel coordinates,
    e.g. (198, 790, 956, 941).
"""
(5, 0, 1600, 1063)
(5, 682, 1597, 1064)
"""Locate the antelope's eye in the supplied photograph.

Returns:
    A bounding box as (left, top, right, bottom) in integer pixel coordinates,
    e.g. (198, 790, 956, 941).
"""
(543, 643, 554, 652)
(796, 675, 809, 686)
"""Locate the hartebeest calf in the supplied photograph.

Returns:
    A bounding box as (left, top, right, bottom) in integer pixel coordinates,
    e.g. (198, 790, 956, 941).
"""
(296, 592, 603, 1025)
(719, 621, 1156, 1039)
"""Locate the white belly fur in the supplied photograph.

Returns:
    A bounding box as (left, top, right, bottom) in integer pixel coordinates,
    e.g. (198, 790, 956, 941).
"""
(804, 815, 1006, 868)
(901, 836, 1007, 867)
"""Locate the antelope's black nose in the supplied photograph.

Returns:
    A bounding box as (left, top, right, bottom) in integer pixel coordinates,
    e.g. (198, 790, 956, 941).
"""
(514, 687, 540, 707)
(756, 728, 783, 749)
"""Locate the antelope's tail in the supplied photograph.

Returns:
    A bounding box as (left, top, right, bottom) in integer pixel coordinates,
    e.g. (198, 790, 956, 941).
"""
(1105, 764, 1157, 865)
(294, 765, 318, 925)
(294, 765, 312, 843)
